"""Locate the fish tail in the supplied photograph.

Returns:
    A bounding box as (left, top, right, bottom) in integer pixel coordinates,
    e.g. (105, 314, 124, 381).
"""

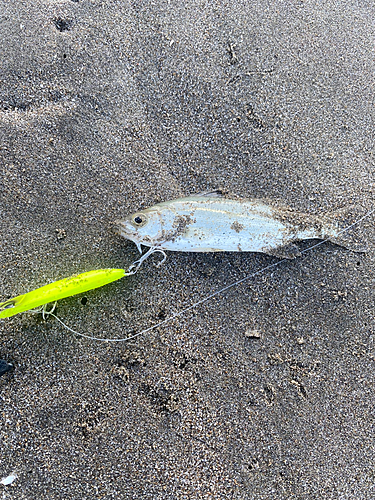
(322, 205, 372, 253)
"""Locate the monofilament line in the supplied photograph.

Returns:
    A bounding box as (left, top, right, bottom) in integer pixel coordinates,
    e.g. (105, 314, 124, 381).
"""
(48, 208, 374, 342)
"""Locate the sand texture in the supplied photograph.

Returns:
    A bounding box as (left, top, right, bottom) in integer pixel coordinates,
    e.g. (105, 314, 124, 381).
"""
(0, 1, 374, 498)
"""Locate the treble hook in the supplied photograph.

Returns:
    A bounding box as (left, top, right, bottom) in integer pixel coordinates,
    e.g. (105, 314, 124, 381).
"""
(127, 247, 167, 274)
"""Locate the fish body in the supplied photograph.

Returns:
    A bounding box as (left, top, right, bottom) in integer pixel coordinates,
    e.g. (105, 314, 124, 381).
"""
(116, 194, 353, 259)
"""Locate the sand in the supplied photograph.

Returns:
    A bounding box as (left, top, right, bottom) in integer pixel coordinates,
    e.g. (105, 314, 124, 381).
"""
(0, 1, 374, 498)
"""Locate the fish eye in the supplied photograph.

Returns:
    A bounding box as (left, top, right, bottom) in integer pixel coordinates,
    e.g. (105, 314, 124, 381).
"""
(1, 300, 16, 310)
(131, 213, 148, 227)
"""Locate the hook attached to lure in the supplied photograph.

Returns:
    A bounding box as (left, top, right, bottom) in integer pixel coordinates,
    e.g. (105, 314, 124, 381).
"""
(0, 268, 129, 319)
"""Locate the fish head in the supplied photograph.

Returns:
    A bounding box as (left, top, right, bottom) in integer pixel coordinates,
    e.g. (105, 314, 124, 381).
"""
(115, 206, 166, 252)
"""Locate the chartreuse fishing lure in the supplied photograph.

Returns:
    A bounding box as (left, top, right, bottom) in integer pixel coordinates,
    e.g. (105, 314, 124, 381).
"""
(0, 269, 128, 319)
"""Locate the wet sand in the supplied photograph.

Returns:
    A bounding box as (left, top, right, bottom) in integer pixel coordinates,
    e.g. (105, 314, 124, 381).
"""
(0, 1, 374, 498)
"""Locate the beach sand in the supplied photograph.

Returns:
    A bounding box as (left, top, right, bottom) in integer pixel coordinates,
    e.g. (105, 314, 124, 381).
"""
(0, 1, 374, 498)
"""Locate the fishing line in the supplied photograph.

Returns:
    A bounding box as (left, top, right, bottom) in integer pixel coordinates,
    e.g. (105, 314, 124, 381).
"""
(46, 208, 374, 342)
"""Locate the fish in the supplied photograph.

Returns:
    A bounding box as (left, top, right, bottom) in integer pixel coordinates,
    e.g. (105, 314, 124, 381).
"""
(116, 192, 366, 269)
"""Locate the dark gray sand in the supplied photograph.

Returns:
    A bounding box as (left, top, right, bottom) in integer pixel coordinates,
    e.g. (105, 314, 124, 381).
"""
(0, 1, 374, 498)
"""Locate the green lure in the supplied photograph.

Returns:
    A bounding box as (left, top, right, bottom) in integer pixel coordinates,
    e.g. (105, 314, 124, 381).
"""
(0, 268, 128, 319)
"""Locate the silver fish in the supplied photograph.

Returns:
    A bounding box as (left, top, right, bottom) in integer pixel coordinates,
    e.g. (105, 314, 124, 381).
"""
(116, 193, 364, 270)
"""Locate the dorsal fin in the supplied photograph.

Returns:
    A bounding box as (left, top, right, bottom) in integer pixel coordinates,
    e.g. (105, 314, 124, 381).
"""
(193, 189, 224, 198)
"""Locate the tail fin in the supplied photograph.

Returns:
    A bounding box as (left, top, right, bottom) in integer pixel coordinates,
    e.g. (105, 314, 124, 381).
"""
(323, 206, 372, 253)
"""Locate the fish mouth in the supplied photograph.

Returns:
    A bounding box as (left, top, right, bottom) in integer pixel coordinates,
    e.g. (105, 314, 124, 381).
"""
(114, 220, 143, 253)
(114, 219, 132, 236)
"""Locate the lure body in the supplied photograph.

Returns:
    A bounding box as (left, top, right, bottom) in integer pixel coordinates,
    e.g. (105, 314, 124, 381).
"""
(0, 269, 127, 319)
(116, 194, 350, 259)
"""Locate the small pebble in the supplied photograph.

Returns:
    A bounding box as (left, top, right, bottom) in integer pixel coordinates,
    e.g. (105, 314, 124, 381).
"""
(1, 474, 17, 485)
(0, 360, 13, 376)
(244, 329, 262, 338)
